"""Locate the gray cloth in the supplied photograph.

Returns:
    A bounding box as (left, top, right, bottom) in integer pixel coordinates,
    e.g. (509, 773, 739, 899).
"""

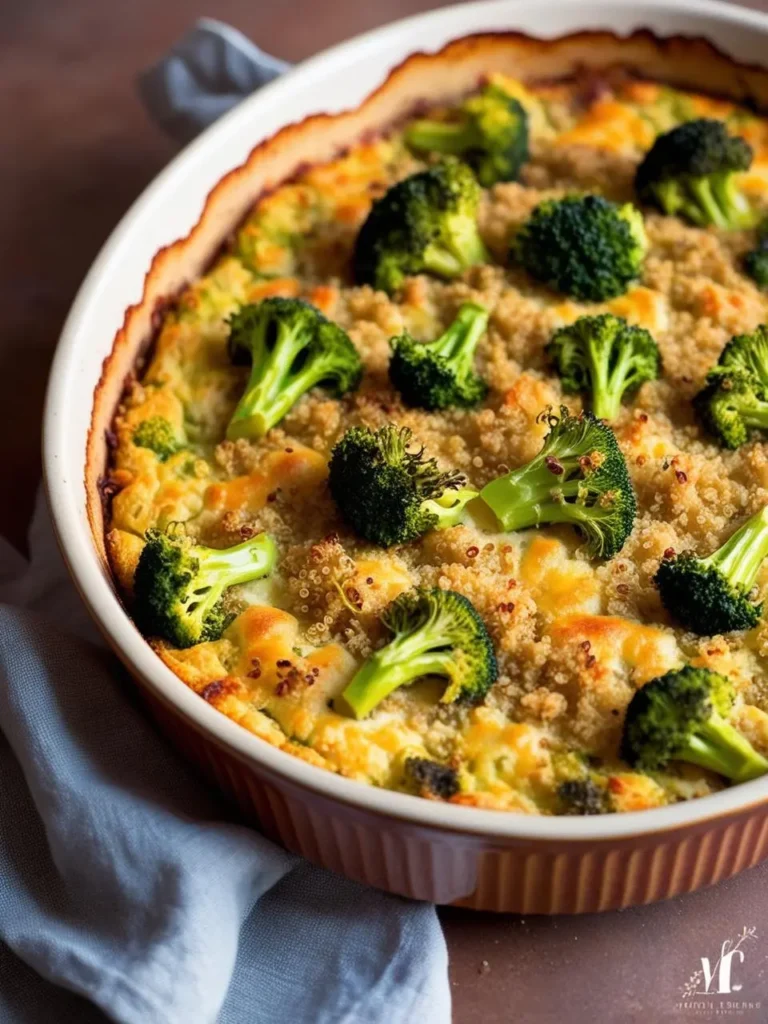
(138, 18, 290, 144)
(0, 17, 451, 1023)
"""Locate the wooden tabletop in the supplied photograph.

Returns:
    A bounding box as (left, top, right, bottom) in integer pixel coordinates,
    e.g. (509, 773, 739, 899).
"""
(4, 2, 768, 1020)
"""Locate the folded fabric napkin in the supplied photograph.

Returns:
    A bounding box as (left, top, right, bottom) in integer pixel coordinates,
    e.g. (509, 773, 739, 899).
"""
(138, 18, 290, 145)
(0, 20, 450, 1024)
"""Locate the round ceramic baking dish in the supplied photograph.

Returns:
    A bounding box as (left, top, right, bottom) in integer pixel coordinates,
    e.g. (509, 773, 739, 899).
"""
(44, 0, 768, 913)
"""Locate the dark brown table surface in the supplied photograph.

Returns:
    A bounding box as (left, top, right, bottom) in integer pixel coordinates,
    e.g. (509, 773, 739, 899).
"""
(5, 2, 768, 1021)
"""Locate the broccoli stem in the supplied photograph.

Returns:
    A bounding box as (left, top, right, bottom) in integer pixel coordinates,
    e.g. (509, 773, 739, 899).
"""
(424, 220, 489, 279)
(706, 505, 768, 592)
(228, 327, 327, 440)
(405, 118, 475, 156)
(340, 639, 455, 719)
(682, 716, 768, 782)
(712, 172, 756, 228)
(183, 535, 277, 625)
(422, 245, 466, 278)
(687, 177, 728, 228)
(735, 397, 768, 433)
(480, 454, 584, 531)
(500, 497, 618, 535)
(195, 534, 277, 590)
(430, 302, 489, 377)
(422, 487, 479, 530)
(591, 342, 640, 421)
(687, 175, 755, 230)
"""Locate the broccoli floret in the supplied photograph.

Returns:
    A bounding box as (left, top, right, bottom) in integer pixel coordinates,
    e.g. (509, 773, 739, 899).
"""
(389, 302, 489, 410)
(513, 195, 647, 302)
(694, 368, 768, 449)
(226, 298, 362, 440)
(743, 219, 768, 288)
(620, 665, 768, 782)
(132, 417, 180, 461)
(328, 424, 477, 547)
(404, 756, 460, 799)
(557, 779, 609, 815)
(479, 407, 636, 559)
(635, 118, 755, 228)
(694, 326, 768, 448)
(547, 314, 661, 421)
(744, 246, 768, 289)
(718, 324, 768, 386)
(337, 588, 497, 719)
(404, 84, 529, 187)
(654, 505, 768, 635)
(353, 158, 489, 295)
(133, 528, 277, 648)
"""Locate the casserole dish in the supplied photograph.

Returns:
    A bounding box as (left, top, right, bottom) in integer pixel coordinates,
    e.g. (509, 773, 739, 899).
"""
(44, 0, 768, 912)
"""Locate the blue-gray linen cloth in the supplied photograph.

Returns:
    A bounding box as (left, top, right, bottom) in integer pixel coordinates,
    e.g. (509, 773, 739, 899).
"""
(0, 18, 450, 1024)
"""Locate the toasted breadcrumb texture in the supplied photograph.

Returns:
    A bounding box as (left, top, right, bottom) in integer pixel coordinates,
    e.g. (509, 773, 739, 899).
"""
(106, 74, 768, 813)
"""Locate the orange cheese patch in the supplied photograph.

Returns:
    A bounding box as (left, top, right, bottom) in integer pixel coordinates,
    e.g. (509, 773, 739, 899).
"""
(306, 283, 340, 316)
(607, 772, 667, 811)
(551, 287, 669, 336)
(520, 535, 601, 619)
(549, 614, 680, 686)
(204, 446, 327, 513)
(230, 605, 352, 727)
(694, 282, 764, 334)
(555, 99, 654, 152)
(247, 278, 301, 301)
(460, 707, 552, 799)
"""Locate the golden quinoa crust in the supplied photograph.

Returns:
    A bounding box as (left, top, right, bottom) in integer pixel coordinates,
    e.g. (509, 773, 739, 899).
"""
(106, 70, 768, 814)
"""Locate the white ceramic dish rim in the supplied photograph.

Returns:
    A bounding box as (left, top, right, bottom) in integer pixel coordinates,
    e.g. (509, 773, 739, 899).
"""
(43, 0, 768, 843)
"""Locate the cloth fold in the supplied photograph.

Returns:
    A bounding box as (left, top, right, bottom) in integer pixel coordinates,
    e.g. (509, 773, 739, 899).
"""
(138, 18, 291, 145)
(0, 17, 450, 1024)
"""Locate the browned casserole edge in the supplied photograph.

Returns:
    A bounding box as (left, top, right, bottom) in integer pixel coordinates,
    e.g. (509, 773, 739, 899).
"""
(86, 26, 768, 575)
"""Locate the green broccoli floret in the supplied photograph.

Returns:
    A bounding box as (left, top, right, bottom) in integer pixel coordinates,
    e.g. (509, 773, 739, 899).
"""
(328, 424, 477, 547)
(556, 779, 610, 815)
(694, 368, 768, 449)
(513, 195, 647, 302)
(404, 84, 529, 187)
(744, 246, 768, 289)
(718, 324, 768, 386)
(353, 158, 489, 295)
(337, 588, 497, 719)
(654, 505, 768, 635)
(546, 314, 661, 421)
(694, 325, 768, 448)
(404, 756, 460, 799)
(478, 407, 636, 559)
(226, 298, 362, 440)
(133, 528, 277, 648)
(620, 665, 768, 782)
(389, 301, 489, 410)
(132, 417, 180, 461)
(634, 118, 755, 228)
(743, 219, 768, 288)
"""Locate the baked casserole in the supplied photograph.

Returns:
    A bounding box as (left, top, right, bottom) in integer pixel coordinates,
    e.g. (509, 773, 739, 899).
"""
(104, 58, 768, 816)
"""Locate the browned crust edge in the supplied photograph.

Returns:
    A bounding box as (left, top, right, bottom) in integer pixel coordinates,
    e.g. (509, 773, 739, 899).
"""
(86, 26, 768, 571)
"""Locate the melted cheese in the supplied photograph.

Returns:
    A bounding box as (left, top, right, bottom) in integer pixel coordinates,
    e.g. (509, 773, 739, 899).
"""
(551, 286, 669, 336)
(606, 772, 667, 811)
(204, 446, 327, 513)
(520, 535, 601, 619)
(548, 614, 681, 687)
(460, 707, 553, 803)
(554, 98, 654, 153)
